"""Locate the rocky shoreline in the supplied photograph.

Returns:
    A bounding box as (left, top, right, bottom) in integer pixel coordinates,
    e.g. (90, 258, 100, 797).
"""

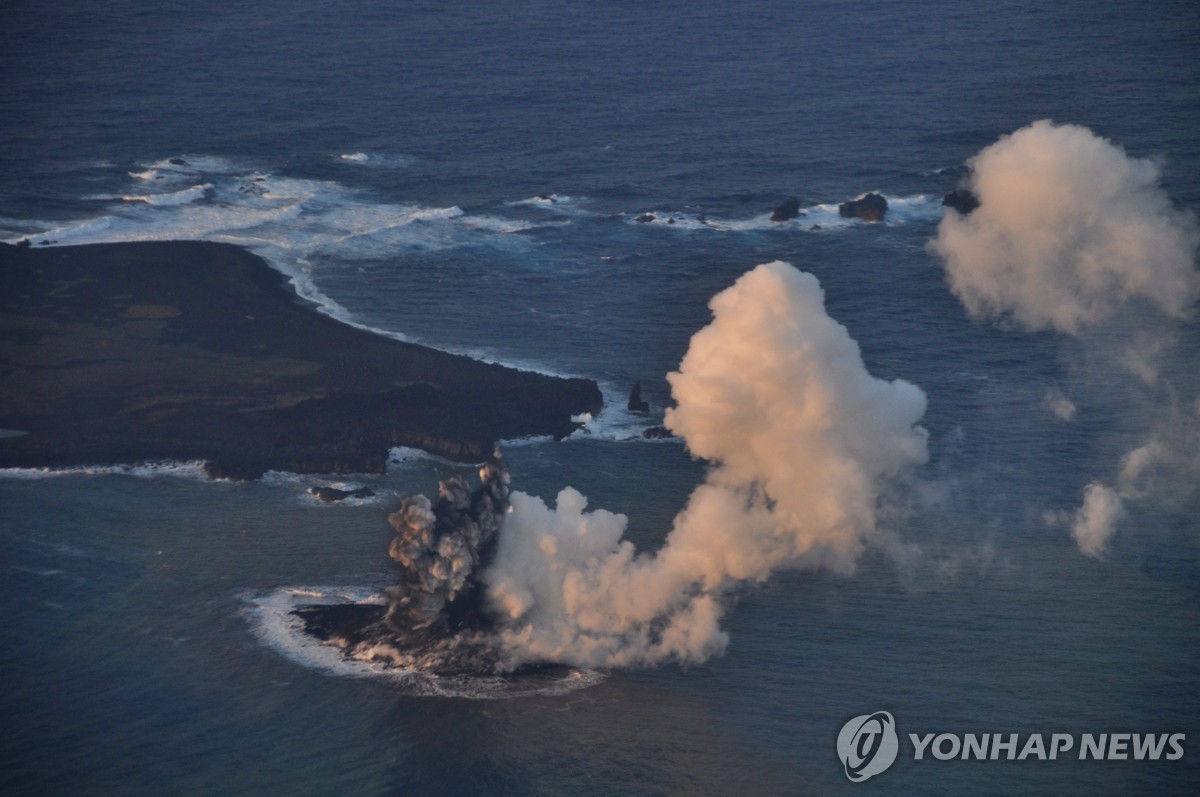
(0, 241, 602, 479)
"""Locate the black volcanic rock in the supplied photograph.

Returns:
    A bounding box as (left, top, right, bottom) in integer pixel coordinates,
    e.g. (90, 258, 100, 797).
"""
(0, 241, 603, 478)
(627, 381, 650, 413)
(942, 188, 980, 215)
(293, 602, 387, 644)
(770, 198, 802, 222)
(308, 485, 376, 502)
(838, 192, 888, 222)
(291, 600, 506, 675)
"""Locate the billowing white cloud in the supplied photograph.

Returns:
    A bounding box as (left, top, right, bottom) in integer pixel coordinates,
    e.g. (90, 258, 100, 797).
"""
(485, 261, 929, 667)
(930, 119, 1199, 334)
(931, 121, 1200, 559)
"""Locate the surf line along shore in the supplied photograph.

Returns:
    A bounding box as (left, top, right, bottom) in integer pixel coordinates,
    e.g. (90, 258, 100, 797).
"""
(0, 241, 602, 479)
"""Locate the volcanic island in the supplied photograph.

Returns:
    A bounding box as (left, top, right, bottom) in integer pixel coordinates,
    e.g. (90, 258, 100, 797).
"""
(0, 240, 603, 479)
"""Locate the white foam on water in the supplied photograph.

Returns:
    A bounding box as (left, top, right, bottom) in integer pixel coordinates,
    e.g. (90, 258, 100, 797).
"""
(626, 206, 823, 231)
(4, 164, 537, 361)
(622, 194, 937, 233)
(258, 471, 389, 506)
(413, 667, 607, 700)
(12, 162, 489, 262)
(802, 202, 856, 230)
(386, 446, 438, 469)
(703, 212, 779, 232)
(387, 446, 485, 471)
(623, 211, 711, 230)
(396, 205, 464, 223)
(497, 434, 556, 448)
(120, 182, 214, 206)
(243, 586, 396, 678)
(0, 460, 211, 480)
(510, 193, 573, 208)
(506, 194, 597, 219)
(882, 193, 940, 224)
(28, 538, 92, 559)
(11, 566, 67, 578)
(304, 488, 386, 508)
(460, 215, 539, 234)
(566, 381, 680, 444)
(1, 157, 604, 382)
(376, 334, 586, 380)
(334, 151, 413, 168)
(16, 192, 306, 247)
(127, 155, 243, 184)
(6, 215, 114, 244)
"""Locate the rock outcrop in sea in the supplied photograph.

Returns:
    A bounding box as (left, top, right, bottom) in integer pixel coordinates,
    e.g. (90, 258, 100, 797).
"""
(942, 187, 980, 215)
(838, 192, 888, 222)
(770, 198, 802, 222)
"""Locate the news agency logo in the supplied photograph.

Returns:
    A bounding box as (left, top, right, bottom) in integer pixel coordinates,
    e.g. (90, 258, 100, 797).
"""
(836, 711, 1187, 783)
(837, 711, 899, 782)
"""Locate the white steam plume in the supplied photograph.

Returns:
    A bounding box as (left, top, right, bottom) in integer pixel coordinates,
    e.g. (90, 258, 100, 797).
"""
(1043, 387, 1077, 422)
(1049, 411, 1200, 561)
(1059, 483, 1125, 560)
(930, 121, 1200, 558)
(485, 261, 929, 668)
(1115, 399, 1200, 506)
(930, 119, 1199, 335)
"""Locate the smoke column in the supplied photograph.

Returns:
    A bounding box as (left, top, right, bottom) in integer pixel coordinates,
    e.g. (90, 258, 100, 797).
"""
(289, 453, 514, 676)
(484, 261, 929, 669)
(929, 120, 1200, 558)
(385, 452, 509, 634)
(929, 119, 1199, 335)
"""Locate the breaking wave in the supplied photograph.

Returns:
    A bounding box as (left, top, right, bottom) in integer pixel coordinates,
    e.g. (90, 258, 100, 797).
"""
(623, 193, 940, 231)
(0, 460, 211, 480)
(334, 151, 414, 168)
(120, 183, 215, 206)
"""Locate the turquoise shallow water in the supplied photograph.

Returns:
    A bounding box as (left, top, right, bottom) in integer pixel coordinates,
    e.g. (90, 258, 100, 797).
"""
(2, 0, 1199, 793)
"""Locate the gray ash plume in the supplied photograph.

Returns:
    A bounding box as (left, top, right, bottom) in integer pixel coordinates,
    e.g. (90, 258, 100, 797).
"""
(291, 448, 512, 674)
(384, 449, 509, 636)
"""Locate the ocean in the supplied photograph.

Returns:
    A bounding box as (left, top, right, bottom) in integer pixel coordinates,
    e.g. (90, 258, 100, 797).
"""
(2, 1, 1199, 794)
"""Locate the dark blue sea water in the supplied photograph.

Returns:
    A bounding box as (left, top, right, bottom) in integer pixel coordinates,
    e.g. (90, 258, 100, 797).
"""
(2, 1, 1199, 794)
